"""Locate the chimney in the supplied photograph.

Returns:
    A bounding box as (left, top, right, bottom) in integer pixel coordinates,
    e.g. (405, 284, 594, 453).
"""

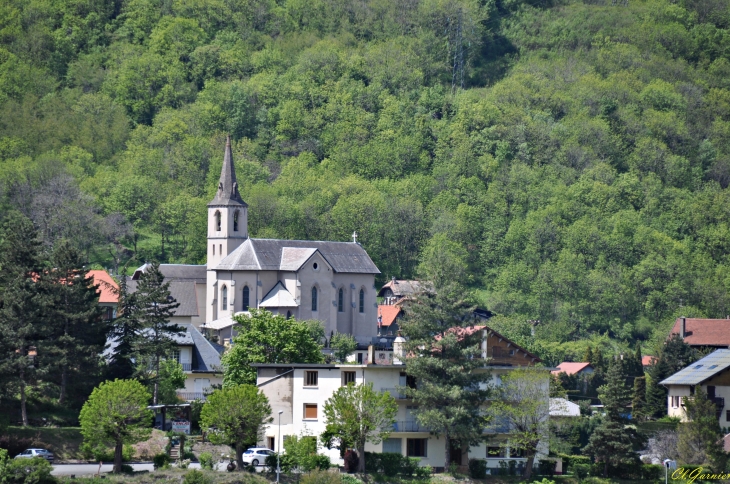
(680, 317, 686, 339)
(392, 276, 397, 284)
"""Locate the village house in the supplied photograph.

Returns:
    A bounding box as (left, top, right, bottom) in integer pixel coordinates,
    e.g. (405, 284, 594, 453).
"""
(170, 323, 224, 401)
(660, 349, 730, 426)
(670, 317, 730, 349)
(254, 325, 548, 474)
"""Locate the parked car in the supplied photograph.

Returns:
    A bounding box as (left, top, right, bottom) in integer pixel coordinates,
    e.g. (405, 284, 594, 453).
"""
(241, 448, 274, 466)
(14, 449, 54, 463)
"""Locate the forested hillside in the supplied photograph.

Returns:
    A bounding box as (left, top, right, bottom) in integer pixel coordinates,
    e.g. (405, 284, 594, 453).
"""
(3, 0, 730, 359)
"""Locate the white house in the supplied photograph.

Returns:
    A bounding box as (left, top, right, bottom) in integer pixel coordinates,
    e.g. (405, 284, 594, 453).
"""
(254, 325, 549, 473)
(660, 349, 730, 425)
(170, 323, 224, 401)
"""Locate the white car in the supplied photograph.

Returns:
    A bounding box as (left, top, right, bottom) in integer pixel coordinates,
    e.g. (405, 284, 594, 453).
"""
(14, 449, 54, 463)
(241, 448, 274, 466)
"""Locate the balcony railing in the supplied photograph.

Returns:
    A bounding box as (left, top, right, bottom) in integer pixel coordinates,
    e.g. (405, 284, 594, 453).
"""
(382, 388, 409, 399)
(181, 363, 192, 371)
(712, 397, 725, 418)
(176, 392, 206, 401)
(392, 421, 429, 432)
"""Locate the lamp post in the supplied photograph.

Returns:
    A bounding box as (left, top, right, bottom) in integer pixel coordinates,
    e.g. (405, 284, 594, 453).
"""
(277, 410, 283, 483)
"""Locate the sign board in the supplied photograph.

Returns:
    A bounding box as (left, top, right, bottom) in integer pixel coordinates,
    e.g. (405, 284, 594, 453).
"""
(172, 420, 191, 434)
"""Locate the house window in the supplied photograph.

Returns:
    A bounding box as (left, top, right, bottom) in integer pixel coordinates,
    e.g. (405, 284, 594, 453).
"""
(359, 289, 365, 313)
(510, 447, 526, 458)
(338, 288, 344, 312)
(726, 410, 730, 422)
(487, 447, 506, 458)
(671, 396, 680, 408)
(221, 285, 228, 309)
(707, 386, 716, 399)
(103, 307, 114, 320)
(357, 352, 363, 364)
(242, 286, 250, 311)
(215, 211, 221, 231)
(267, 437, 275, 451)
(233, 210, 239, 231)
(287, 310, 292, 319)
(383, 438, 402, 454)
(171, 350, 180, 362)
(305, 371, 318, 387)
(407, 439, 427, 457)
(311, 287, 318, 311)
(342, 371, 356, 386)
(304, 404, 317, 419)
(213, 245, 215, 255)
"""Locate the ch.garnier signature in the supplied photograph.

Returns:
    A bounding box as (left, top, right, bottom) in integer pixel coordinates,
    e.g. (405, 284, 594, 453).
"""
(672, 467, 730, 482)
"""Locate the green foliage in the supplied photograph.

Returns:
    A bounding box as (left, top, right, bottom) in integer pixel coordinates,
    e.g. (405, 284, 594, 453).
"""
(330, 333, 357, 363)
(78, 379, 152, 473)
(678, 387, 727, 469)
(182, 469, 213, 484)
(0, 456, 56, 484)
(468, 458, 487, 479)
(152, 452, 171, 470)
(154, 359, 186, 405)
(80, 442, 134, 462)
(363, 453, 425, 477)
(199, 384, 272, 470)
(299, 469, 342, 484)
(279, 436, 330, 473)
(321, 383, 397, 473)
(198, 452, 214, 470)
(222, 309, 324, 386)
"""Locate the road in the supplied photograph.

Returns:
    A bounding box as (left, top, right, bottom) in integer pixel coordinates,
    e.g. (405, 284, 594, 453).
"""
(51, 462, 264, 476)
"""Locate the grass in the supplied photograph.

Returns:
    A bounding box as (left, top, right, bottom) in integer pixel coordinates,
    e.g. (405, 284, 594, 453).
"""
(5, 426, 85, 461)
(58, 469, 275, 484)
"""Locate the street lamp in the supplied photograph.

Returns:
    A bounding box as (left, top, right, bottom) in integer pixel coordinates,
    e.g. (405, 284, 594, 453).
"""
(277, 410, 284, 483)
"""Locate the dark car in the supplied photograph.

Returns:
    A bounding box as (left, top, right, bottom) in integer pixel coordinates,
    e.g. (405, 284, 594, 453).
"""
(14, 449, 54, 463)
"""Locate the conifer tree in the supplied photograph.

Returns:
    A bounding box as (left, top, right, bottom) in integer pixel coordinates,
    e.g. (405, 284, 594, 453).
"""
(399, 282, 491, 469)
(646, 335, 697, 418)
(107, 269, 140, 380)
(132, 261, 181, 404)
(631, 376, 647, 421)
(677, 387, 727, 469)
(45, 240, 106, 405)
(0, 212, 49, 426)
(583, 346, 593, 364)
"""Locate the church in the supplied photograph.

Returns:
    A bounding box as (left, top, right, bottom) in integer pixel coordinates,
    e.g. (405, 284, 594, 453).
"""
(133, 137, 381, 346)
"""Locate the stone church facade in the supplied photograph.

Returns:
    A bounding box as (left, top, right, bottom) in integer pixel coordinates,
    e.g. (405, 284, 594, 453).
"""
(198, 136, 380, 344)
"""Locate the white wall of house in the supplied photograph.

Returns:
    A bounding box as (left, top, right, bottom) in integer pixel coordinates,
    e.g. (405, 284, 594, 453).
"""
(666, 383, 730, 426)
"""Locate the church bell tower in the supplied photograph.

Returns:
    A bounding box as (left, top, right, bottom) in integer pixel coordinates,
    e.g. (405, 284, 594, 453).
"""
(207, 135, 248, 270)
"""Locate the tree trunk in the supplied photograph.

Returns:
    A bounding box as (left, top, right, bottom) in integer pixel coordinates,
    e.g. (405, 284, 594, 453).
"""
(235, 443, 244, 471)
(443, 430, 451, 470)
(59, 366, 67, 405)
(153, 354, 159, 405)
(114, 440, 123, 473)
(604, 460, 608, 477)
(524, 452, 535, 480)
(358, 442, 366, 473)
(20, 365, 28, 427)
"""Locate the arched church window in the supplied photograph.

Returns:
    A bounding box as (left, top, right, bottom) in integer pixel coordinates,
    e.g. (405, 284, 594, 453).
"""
(338, 288, 344, 312)
(233, 210, 239, 232)
(311, 287, 318, 311)
(242, 286, 250, 311)
(221, 285, 228, 309)
(359, 288, 365, 313)
(215, 211, 221, 231)
(287, 310, 292, 319)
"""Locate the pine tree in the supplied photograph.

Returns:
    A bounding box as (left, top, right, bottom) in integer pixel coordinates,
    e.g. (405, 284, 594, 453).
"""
(132, 261, 181, 404)
(583, 346, 593, 364)
(599, 357, 632, 421)
(399, 282, 491, 469)
(646, 335, 697, 418)
(45, 240, 106, 405)
(631, 376, 647, 421)
(0, 212, 50, 426)
(107, 269, 141, 380)
(678, 387, 727, 470)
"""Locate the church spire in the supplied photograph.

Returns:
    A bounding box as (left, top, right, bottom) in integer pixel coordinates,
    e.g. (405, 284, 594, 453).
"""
(209, 135, 247, 207)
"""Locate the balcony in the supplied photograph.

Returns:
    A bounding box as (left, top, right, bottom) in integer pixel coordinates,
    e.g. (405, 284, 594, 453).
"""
(176, 392, 206, 401)
(382, 388, 408, 399)
(181, 363, 192, 371)
(392, 421, 429, 432)
(712, 397, 725, 418)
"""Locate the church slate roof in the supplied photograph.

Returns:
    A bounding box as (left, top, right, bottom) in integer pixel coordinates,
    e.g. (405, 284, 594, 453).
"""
(280, 247, 318, 271)
(216, 238, 380, 274)
(259, 281, 298, 308)
(209, 135, 247, 208)
(128, 264, 205, 317)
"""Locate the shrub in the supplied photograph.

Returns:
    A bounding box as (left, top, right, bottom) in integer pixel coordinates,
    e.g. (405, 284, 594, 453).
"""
(0, 456, 56, 484)
(340, 475, 362, 484)
(557, 454, 590, 474)
(414, 465, 432, 478)
(379, 452, 402, 477)
(183, 469, 213, 484)
(0, 436, 36, 458)
(265, 453, 295, 473)
(311, 454, 332, 470)
(300, 469, 342, 484)
(120, 464, 134, 474)
(153, 452, 171, 469)
(468, 458, 487, 479)
(80, 443, 134, 462)
(640, 464, 663, 481)
(198, 452, 214, 470)
(573, 463, 590, 480)
(538, 459, 556, 477)
(364, 452, 381, 473)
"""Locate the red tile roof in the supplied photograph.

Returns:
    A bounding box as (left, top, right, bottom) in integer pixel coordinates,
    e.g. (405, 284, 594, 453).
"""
(551, 362, 593, 376)
(378, 305, 401, 327)
(642, 355, 656, 367)
(670, 318, 730, 347)
(87, 270, 118, 304)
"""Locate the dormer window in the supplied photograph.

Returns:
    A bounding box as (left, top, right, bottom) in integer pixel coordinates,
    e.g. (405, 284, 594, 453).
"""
(233, 210, 239, 232)
(215, 211, 222, 231)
